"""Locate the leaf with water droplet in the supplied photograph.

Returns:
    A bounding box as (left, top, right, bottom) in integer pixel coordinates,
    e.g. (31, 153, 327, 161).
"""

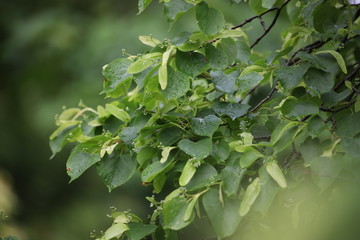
(191, 115, 221, 137)
(178, 138, 213, 160)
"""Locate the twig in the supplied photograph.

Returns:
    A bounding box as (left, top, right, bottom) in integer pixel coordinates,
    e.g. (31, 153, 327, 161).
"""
(249, 87, 276, 112)
(231, 6, 279, 30)
(250, 0, 291, 49)
(319, 100, 356, 113)
(333, 63, 360, 90)
(287, 40, 328, 66)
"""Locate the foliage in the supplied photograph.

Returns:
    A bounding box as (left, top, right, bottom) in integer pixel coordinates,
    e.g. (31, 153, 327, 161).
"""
(50, 0, 360, 239)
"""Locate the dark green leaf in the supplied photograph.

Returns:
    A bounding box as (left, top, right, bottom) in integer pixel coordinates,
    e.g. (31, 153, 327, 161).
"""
(163, 195, 194, 230)
(175, 50, 208, 77)
(126, 222, 157, 240)
(138, 0, 153, 14)
(221, 163, 244, 196)
(141, 160, 173, 182)
(249, 0, 267, 14)
(211, 141, 230, 163)
(159, 127, 182, 146)
(66, 144, 101, 182)
(195, 2, 225, 35)
(191, 115, 221, 137)
(102, 58, 133, 98)
(342, 136, 360, 159)
(218, 38, 238, 65)
(304, 68, 334, 94)
(202, 189, 241, 238)
(307, 116, 325, 137)
(299, 138, 322, 165)
(275, 63, 310, 90)
(236, 40, 251, 63)
(280, 98, 319, 118)
(186, 164, 217, 191)
(97, 153, 137, 192)
(205, 44, 228, 69)
(164, 0, 193, 25)
(163, 67, 190, 99)
(335, 112, 360, 138)
(213, 102, 250, 120)
(210, 70, 237, 93)
(237, 72, 264, 94)
(311, 156, 343, 191)
(178, 138, 213, 160)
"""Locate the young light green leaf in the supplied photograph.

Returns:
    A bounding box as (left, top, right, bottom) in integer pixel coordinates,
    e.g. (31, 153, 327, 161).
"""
(179, 161, 197, 186)
(158, 64, 168, 90)
(183, 194, 200, 221)
(239, 178, 261, 216)
(128, 58, 156, 74)
(239, 147, 264, 168)
(138, 35, 161, 47)
(266, 161, 287, 188)
(271, 121, 297, 145)
(100, 223, 129, 240)
(160, 146, 176, 163)
(105, 104, 131, 123)
(195, 2, 225, 36)
(316, 50, 347, 74)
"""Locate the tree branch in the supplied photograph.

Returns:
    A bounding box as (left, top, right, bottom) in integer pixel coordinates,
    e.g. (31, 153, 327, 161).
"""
(249, 87, 276, 112)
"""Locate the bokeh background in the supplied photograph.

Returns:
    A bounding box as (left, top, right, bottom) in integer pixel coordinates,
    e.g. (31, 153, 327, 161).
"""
(2, 1, 359, 240)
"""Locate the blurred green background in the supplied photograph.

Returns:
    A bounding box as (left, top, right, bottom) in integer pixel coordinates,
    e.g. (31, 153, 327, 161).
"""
(4, 1, 359, 240)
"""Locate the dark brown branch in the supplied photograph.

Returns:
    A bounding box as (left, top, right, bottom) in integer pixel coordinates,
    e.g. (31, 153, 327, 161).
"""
(333, 62, 360, 90)
(250, 0, 291, 49)
(319, 100, 356, 113)
(231, 6, 279, 30)
(287, 40, 328, 66)
(249, 87, 276, 112)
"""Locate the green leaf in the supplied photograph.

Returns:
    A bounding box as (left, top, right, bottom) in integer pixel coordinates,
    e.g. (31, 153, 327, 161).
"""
(342, 136, 360, 159)
(97, 153, 137, 192)
(164, 0, 193, 25)
(275, 63, 310, 90)
(299, 138, 322, 165)
(262, 0, 276, 9)
(304, 68, 334, 94)
(271, 121, 297, 145)
(101, 223, 129, 240)
(66, 144, 101, 182)
(210, 70, 237, 93)
(239, 147, 264, 168)
(127, 58, 156, 74)
(311, 156, 343, 191)
(202, 189, 241, 238)
(280, 98, 319, 118)
(49, 124, 78, 158)
(137, 147, 157, 167)
(221, 163, 244, 196)
(213, 102, 250, 120)
(183, 194, 200, 221)
(139, 35, 161, 47)
(138, 0, 153, 14)
(249, 0, 267, 14)
(237, 72, 264, 94)
(236, 40, 251, 63)
(252, 166, 279, 215)
(160, 146, 176, 163)
(266, 161, 287, 188)
(195, 2, 225, 35)
(335, 112, 360, 138)
(191, 115, 221, 137)
(126, 223, 157, 240)
(218, 38, 238, 65)
(163, 195, 194, 230)
(239, 177, 261, 216)
(179, 161, 197, 186)
(141, 160, 173, 182)
(162, 67, 190, 99)
(159, 127, 182, 146)
(102, 58, 133, 98)
(186, 164, 218, 191)
(205, 44, 228, 69)
(105, 104, 131, 123)
(178, 138, 213, 160)
(175, 50, 208, 77)
(307, 116, 326, 137)
(316, 50, 347, 74)
(211, 141, 230, 163)
(158, 64, 168, 90)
